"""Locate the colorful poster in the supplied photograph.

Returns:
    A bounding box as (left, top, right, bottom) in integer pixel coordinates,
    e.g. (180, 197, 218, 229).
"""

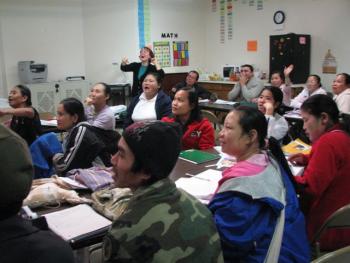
(227, 0, 233, 40)
(173, 41, 189, 66)
(138, 0, 151, 49)
(220, 0, 225, 44)
(153, 41, 171, 68)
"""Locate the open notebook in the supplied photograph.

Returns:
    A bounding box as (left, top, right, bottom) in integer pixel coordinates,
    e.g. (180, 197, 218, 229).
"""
(44, 204, 111, 242)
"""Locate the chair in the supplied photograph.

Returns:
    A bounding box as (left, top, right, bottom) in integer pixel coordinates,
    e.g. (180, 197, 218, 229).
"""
(311, 204, 350, 258)
(201, 110, 222, 145)
(311, 245, 350, 263)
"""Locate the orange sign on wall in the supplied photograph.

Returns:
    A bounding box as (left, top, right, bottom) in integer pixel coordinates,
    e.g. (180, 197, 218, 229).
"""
(247, 40, 258, 52)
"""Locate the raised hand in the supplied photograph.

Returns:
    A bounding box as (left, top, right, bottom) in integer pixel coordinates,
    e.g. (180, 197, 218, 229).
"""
(121, 57, 129, 65)
(284, 64, 294, 77)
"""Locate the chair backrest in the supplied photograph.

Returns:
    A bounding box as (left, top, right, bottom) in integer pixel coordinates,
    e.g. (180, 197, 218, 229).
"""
(311, 203, 350, 258)
(312, 204, 350, 244)
(312, 245, 350, 263)
(201, 110, 222, 145)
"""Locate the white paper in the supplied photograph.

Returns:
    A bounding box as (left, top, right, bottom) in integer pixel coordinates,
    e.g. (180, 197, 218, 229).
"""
(176, 169, 222, 204)
(214, 99, 237, 105)
(41, 119, 58, 126)
(44, 204, 111, 241)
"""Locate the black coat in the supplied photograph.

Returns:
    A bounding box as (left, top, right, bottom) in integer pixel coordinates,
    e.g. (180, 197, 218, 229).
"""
(0, 215, 74, 263)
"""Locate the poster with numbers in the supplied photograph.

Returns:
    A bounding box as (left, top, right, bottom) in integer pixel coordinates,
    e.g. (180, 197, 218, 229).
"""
(153, 41, 171, 68)
(173, 41, 189, 66)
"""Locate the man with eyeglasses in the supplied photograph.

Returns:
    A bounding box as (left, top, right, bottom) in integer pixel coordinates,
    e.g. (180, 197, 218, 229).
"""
(171, 70, 212, 100)
(228, 64, 264, 103)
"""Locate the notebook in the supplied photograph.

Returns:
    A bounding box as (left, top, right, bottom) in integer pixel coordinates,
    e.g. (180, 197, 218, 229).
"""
(179, 149, 220, 164)
(282, 138, 311, 155)
(44, 204, 111, 242)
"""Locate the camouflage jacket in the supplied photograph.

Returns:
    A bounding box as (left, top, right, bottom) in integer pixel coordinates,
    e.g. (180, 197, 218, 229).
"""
(103, 178, 223, 263)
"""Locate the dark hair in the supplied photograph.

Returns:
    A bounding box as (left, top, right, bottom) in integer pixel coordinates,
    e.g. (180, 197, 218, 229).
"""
(233, 106, 267, 148)
(59, 97, 86, 123)
(260, 86, 284, 114)
(308, 74, 322, 87)
(143, 72, 162, 86)
(176, 87, 201, 123)
(124, 121, 182, 185)
(270, 71, 285, 83)
(241, 64, 254, 72)
(337, 73, 350, 85)
(15, 84, 32, 106)
(95, 82, 111, 101)
(188, 70, 200, 81)
(301, 94, 339, 125)
(233, 106, 296, 188)
(141, 46, 154, 58)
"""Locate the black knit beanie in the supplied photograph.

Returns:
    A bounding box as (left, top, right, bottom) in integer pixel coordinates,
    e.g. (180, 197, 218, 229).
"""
(123, 121, 182, 182)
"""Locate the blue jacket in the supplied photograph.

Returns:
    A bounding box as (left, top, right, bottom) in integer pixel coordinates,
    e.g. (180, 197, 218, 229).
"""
(30, 132, 63, 178)
(123, 90, 172, 129)
(208, 159, 310, 263)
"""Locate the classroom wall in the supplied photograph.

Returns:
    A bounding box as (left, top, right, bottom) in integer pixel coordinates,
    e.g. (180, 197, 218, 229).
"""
(0, 0, 349, 97)
(203, 0, 350, 90)
(82, 0, 206, 85)
(0, 0, 86, 96)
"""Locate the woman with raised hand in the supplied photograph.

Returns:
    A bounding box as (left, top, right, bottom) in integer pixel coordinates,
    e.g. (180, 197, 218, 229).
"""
(209, 106, 309, 262)
(270, 64, 293, 106)
(0, 84, 42, 145)
(288, 94, 350, 251)
(121, 46, 164, 97)
(162, 88, 215, 150)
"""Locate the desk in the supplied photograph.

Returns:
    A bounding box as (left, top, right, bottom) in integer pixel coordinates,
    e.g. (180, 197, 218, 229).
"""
(199, 101, 235, 113)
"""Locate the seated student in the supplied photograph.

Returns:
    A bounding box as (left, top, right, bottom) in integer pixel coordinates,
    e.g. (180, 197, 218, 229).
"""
(0, 84, 42, 145)
(53, 97, 113, 175)
(0, 124, 74, 263)
(332, 73, 350, 114)
(257, 86, 289, 142)
(209, 107, 309, 262)
(102, 121, 223, 262)
(228, 64, 264, 103)
(288, 94, 350, 251)
(270, 64, 294, 106)
(85, 82, 115, 130)
(162, 88, 215, 150)
(290, 74, 327, 109)
(124, 72, 171, 128)
(170, 70, 212, 99)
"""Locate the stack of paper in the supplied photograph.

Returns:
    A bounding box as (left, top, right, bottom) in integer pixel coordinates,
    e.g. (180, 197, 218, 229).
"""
(175, 169, 222, 204)
(44, 204, 111, 242)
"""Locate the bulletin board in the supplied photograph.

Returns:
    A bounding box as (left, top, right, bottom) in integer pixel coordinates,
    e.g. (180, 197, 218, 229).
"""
(173, 41, 189, 66)
(153, 41, 171, 68)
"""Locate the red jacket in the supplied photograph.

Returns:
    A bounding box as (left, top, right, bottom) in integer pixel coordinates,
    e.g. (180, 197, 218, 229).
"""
(162, 117, 215, 150)
(295, 125, 350, 250)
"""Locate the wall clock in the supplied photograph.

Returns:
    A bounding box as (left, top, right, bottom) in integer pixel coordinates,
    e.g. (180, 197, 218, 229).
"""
(273, 10, 286, 25)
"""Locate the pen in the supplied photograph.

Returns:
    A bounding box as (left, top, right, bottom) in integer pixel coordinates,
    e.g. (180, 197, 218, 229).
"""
(205, 164, 217, 168)
(185, 173, 210, 181)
